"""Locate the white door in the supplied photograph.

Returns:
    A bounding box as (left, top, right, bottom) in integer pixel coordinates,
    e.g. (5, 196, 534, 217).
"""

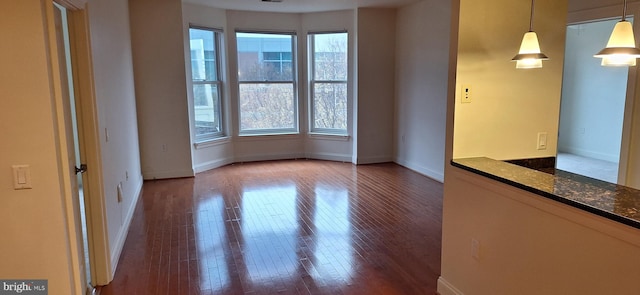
(54, 3, 94, 293)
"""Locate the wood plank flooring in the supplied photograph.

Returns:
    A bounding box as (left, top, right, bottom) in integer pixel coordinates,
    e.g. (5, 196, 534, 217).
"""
(99, 160, 443, 295)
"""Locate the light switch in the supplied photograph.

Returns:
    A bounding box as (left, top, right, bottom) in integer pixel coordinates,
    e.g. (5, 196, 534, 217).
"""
(12, 165, 32, 190)
(17, 171, 27, 184)
(537, 132, 548, 150)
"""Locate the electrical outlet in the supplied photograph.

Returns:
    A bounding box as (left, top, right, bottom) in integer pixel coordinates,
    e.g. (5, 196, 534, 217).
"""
(471, 238, 480, 260)
(461, 84, 472, 103)
(117, 182, 123, 203)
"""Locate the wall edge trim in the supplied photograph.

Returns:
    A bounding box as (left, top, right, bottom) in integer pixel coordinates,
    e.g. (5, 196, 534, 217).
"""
(437, 277, 465, 295)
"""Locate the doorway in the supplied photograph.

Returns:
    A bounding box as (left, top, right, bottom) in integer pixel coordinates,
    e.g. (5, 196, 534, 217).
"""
(53, 2, 95, 293)
(557, 18, 631, 184)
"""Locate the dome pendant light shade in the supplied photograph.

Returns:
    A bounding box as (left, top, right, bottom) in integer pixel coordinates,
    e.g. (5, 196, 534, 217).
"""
(512, 0, 548, 69)
(595, 21, 640, 66)
(513, 32, 548, 69)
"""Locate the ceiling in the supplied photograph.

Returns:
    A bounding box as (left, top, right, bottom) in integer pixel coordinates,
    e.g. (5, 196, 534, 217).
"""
(182, 0, 423, 13)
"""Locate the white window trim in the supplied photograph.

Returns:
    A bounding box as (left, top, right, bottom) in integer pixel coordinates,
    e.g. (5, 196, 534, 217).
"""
(236, 31, 299, 136)
(193, 136, 231, 149)
(189, 26, 226, 142)
(308, 31, 349, 134)
(307, 133, 350, 141)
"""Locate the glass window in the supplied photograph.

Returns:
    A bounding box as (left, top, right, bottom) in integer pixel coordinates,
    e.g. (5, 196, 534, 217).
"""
(309, 32, 348, 133)
(236, 32, 297, 134)
(189, 27, 224, 140)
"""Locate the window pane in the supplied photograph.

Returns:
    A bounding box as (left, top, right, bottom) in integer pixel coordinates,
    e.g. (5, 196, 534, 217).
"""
(193, 84, 221, 136)
(237, 32, 294, 81)
(189, 28, 217, 81)
(239, 83, 295, 130)
(263, 52, 281, 60)
(313, 33, 347, 81)
(189, 27, 223, 140)
(313, 82, 347, 130)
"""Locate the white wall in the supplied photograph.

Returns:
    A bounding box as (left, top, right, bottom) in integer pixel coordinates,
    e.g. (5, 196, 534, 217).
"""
(181, 7, 357, 170)
(393, 0, 451, 182)
(169, 3, 453, 175)
(627, 86, 640, 188)
(355, 8, 396, 164)
(0, 2, 76, 293)
(558, 19, 627, 162)
(453, 0, 567, 161)
(0, 0, 145, 291)
(181, 3, 236, 172)
(439, 169, 640, 295)
(568, 0, 637, 10)
(302, 10, 355, 162)
(87, 0, 144, 278)
(225, 10, 308, 162)
(439, 0, 640, 293)
(129, 0, 195, 180)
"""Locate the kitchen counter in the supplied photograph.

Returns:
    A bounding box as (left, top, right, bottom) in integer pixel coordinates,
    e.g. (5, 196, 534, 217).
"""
(452, 157, 640, 229)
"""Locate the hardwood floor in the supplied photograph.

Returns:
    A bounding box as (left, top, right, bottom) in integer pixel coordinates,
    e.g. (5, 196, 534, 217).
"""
(99, 160, 443, 295)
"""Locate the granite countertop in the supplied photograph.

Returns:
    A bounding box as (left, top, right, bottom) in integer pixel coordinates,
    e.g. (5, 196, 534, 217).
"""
(452, 157, 640, 230)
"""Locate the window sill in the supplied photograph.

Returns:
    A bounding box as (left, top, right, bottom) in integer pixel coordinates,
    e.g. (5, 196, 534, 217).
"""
(194, 137, 231, 149)
(236, 133, 301, 141)
(308, 133, 351, 141)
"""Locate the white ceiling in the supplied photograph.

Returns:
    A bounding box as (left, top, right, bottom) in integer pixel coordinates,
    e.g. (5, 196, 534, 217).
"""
(182, 0, 422, 13)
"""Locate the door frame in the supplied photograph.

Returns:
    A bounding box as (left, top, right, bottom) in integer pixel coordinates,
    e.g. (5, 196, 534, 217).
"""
(567, 3, 640, 185)
(47, 0, 113, 289)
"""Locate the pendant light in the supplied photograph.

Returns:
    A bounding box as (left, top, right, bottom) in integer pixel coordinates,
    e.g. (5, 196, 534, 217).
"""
(512, 0, 549, 69)
(594, 0, 640, 66)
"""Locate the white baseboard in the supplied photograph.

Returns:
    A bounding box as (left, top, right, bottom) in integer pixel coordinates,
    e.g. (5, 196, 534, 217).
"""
(558, 146, 619, 163)
(355, 155, 393, 164)
(234, 152, 305, 163)
(394, 157, 444, 182)
(142, 168, 195, 180)
(193, 157, 234, 173)
(306, 152, 352, 162)
(437, 277, 464, 295)
(109, 177, 143, 279)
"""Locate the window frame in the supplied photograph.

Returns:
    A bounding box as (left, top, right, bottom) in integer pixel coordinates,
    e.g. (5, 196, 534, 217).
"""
(236, 30, 299, 136)
(188, 25, 225, 142)
(308, 31, 349, 135)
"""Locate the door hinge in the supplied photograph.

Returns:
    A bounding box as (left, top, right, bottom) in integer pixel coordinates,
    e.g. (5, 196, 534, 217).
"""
(75, 164, 88, 175)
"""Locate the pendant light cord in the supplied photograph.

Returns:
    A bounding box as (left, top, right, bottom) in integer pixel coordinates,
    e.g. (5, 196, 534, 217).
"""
(622, 0, 628, 21)
(529, 0, 536, 32)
